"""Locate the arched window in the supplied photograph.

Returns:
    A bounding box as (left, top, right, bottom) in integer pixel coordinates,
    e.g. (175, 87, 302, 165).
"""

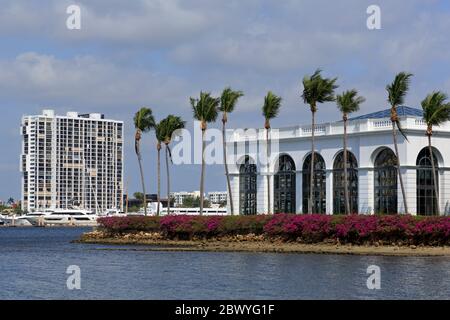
(239, 156, 257, 215)
(274, 155, 296, 213)
(333, 151, 358, 214)
(374, 148, 397, 214)
(417, 148, 439, 216)
(302, 153, 326, 214)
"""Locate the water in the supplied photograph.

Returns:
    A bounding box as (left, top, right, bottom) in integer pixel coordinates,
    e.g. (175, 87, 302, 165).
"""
(0, 227, 449, 299)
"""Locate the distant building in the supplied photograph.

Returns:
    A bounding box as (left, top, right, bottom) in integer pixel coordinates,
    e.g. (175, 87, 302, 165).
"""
(170, 191, 201, 207)
(207, 191, 228, 204)
(21, 109, 124, 213)
(123, 194, 170, 209)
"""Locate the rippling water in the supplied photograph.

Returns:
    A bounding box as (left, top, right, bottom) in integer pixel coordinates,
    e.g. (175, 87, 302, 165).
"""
(0, 227, 449, 299)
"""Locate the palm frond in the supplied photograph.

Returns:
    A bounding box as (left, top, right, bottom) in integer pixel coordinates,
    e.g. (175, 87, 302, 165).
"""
(302, 69, 338, 108)
(386, 72, 413, 107)
(422, 91, 450, 127)
(336, 89, 365, 115)
(219, 87, 244, 113)
(190, 91, 220, 123)
(262, 91, 282, 120)
(154, 121, 165, 143)
(396, 119, 409, 142)
(134, 107, 155, 132)
(160, 115, 186, 144)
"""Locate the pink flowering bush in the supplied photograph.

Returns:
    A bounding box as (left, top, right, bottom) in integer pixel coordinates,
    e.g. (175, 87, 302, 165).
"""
(97, 214, 450, 245)
(264, 214, 333, 242)
(98, 216, 160, 233)
(159, 215, 224, 239)
(413, 217, 450, 245)
(218, 215, 272, 235)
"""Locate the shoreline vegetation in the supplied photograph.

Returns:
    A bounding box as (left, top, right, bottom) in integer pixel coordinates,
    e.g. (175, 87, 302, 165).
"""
(77, 214, 450, 256)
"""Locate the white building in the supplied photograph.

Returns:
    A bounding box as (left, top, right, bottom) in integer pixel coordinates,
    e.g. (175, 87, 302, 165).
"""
(21, 109, 124, 213)
(207, 191, 228, 204)
(170, 191, 201, 207)
(226, 106, 450, 216)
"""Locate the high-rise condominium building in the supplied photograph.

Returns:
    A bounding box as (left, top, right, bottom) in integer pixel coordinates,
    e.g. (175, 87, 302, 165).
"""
(21, 109, 124, 213)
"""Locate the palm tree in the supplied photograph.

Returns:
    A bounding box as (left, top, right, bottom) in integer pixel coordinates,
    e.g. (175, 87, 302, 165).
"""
(133, 107, 155, 215)
(336, 90, 365, 215)
(262, 91, 282, 214)
(190, 92, 220, 215)
(154, 121, 165, 216)
(160, 115, 185, 215)
(421, 91, 450, 215)
(386, 72, 413, 214)
(302, 69, 338, 214)
(219, 87, 244, 215)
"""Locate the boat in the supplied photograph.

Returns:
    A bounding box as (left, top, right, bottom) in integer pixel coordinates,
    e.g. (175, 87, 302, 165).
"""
(101, 208, 126, 217)
(23, 209, 98, 226)
(0, 214, 33, 226)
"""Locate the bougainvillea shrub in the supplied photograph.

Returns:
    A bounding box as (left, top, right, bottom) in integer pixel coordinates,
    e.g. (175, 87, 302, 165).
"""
(97, 214, 450, 245)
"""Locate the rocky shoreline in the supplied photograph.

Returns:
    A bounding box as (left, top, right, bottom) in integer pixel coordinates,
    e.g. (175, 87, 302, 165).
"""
(77, 231, 450, 256)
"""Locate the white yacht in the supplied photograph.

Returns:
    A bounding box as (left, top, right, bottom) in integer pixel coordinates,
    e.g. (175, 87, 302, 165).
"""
(0, 214, 33, 226)
(23, 209, 98, 226)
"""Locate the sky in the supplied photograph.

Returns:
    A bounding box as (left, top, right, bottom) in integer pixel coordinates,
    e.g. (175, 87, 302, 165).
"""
(1, 0, 450, 200)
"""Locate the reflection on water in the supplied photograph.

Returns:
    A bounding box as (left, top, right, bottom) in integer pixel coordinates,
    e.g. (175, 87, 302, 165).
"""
(0, 227, 449, 299)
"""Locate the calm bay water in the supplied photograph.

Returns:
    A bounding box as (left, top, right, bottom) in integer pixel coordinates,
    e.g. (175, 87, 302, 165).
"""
(0, 227, 449, 299)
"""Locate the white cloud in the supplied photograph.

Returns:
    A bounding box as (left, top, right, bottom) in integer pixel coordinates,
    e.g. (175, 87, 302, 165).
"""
(0, 52, 190, 111)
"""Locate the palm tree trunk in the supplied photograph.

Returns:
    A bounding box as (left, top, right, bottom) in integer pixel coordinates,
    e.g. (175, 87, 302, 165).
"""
(309, 111, 315, 214)
(157, 145, 161, 216)
(222, 118, 234, 215)
(428, 135, 441, 215)
(165, 144, 171, 215)
(136, 145, 147, 216)
(266, 127, 271, 214)
(343, 117, 350, 215)
(392, 122, 409, 214)
(200, 129, 206, 215)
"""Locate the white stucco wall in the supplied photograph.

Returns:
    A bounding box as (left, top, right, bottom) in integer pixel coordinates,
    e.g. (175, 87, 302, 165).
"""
(226, 116, 450, 215)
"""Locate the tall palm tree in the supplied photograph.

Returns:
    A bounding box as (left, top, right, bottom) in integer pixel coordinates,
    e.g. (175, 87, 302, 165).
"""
(421, 91, 450, 215)
(154, 121, 165, 216)
(302, 69, 338, 214)
(161, 115, 185, 215)
(386, 72, 413, 214)
(262, 91, 282, 214)
(219, 87, 244, 215)
(336, 90, 365, 215)
(190, 92, 220, 215)
(133, 108, 155, 216)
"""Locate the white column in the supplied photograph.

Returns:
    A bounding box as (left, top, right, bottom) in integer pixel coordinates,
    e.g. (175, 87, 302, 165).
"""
(441, 170, 450, 215)
(257, 173, 266, 214)
(296, 172, 302, 214)
(326, 170, 333, 214)
(358, 168, 374, 215)
(398, 168, 415, 214)
(403, 168, 416, 215)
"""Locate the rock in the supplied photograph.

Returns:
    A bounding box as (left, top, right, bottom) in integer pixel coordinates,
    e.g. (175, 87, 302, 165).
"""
(410, 245, 417, 249)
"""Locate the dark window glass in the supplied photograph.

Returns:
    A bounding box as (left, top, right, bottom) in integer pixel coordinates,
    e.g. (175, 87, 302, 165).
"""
(239, 156, 257, 215)
(374, 148, 397, 214)
(333, 151, 358, 214)
(416, 147, 439, 216)
(274, 155, 296, 213)
(302, 153, 326, 214)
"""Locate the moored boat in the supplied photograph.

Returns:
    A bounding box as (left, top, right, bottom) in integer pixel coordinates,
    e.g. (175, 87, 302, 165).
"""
(23, 209, 98, 226)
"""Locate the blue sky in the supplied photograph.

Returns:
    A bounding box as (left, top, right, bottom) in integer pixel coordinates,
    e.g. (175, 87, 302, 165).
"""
(1, 0, 450, 200)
